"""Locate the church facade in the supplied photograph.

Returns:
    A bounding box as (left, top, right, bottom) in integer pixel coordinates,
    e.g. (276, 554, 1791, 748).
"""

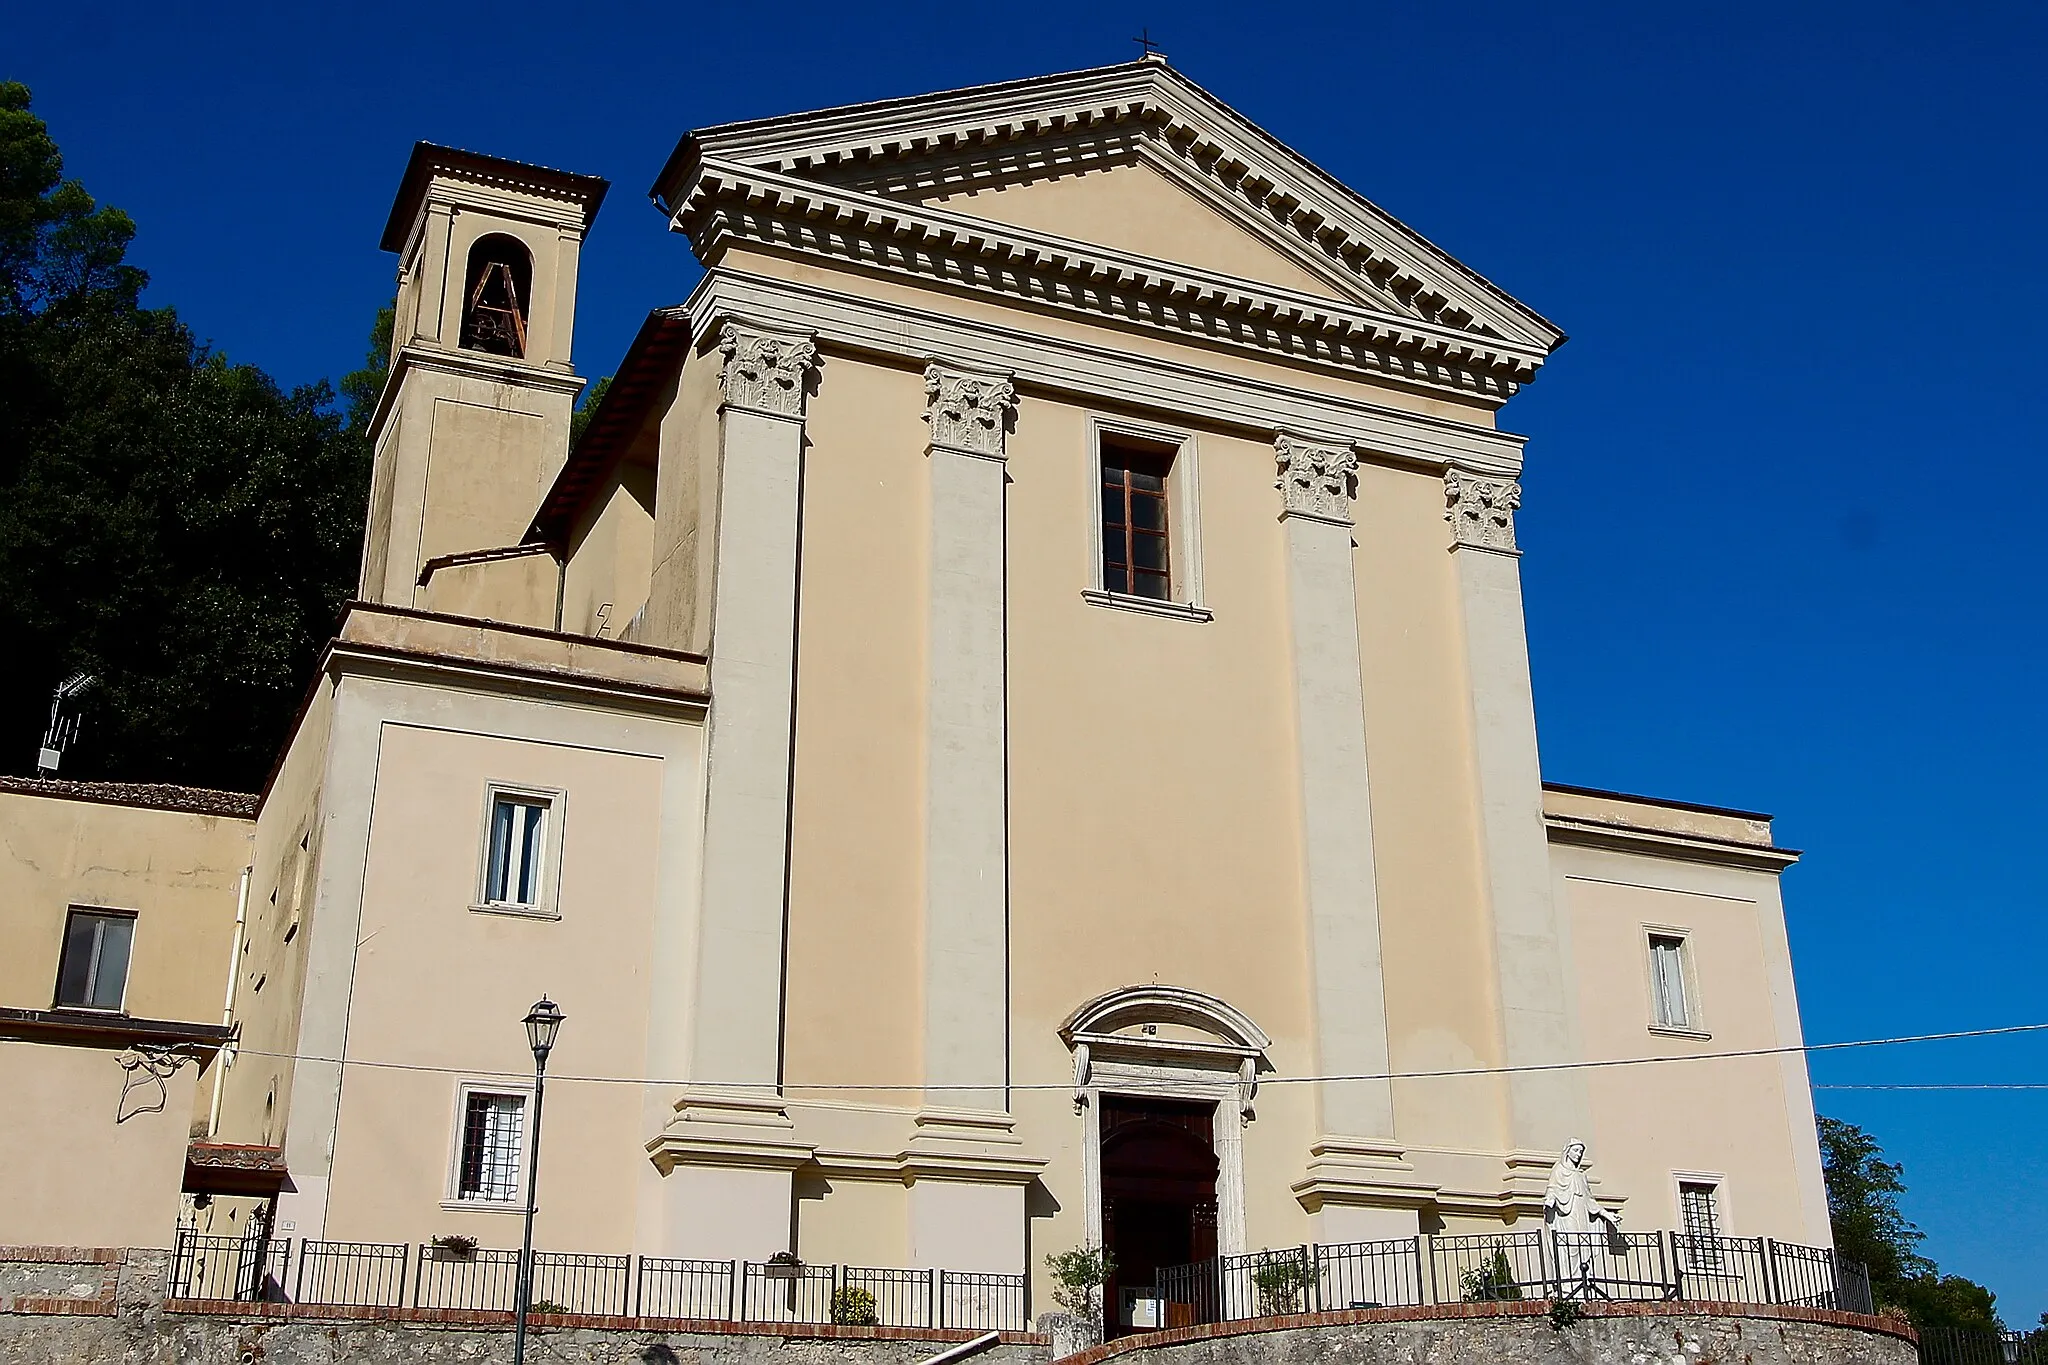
(22, 58, 1828, 1321)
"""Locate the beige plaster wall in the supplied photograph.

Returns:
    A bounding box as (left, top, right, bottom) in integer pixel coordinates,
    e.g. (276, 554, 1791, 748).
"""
(562, 458, 657, 640)
(782, 358, 927, 1111)
(0, 1040, 200, 1247)
(0, 789, 250, 1022)
(319, 721, 666, 1249)
(214, 679, 335, 1152)
(643, 347, 724, 654)
(925, 160, 1347, 302)
(418, 550, 559, 630)
(1550, 841, 1825, 1245)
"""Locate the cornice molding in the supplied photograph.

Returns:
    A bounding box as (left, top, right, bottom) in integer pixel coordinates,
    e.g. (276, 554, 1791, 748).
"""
(677, 157, 1545, 404)
(670, 61, 1560, 351)
(684, 270, 1530, 479)
(1544, 814, 1800, 873)
(367, 344, 585, 445)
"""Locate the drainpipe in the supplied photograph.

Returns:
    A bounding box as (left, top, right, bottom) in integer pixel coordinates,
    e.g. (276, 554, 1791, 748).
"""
(208, 866, 250, 1136)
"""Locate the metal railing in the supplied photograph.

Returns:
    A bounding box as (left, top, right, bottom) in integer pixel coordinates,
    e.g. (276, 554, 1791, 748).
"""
(1154, 1231, 1872, 1326)
(170, 1231, 289, 1302)
(1920, 1327, 2048, 1365)
(169, 1231, 1026, 1330)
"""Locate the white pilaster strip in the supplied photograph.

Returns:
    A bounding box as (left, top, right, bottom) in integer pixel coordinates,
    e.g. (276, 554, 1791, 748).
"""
(1276, 433, 1396, 1142)
(921, 363, 1018, 1116)
(690, 322, 819, 1091)
(1444, 469, 1591, 1156)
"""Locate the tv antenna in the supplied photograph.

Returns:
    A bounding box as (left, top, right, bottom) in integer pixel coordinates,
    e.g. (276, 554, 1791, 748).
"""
(38, 672, 96, 776)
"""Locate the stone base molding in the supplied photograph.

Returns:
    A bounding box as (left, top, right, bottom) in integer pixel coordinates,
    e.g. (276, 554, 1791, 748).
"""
(1053, 1302, 1916, 1365)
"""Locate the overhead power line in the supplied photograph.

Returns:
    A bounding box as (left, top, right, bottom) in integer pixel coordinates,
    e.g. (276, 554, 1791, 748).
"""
(137, 1019, 2048, 1092)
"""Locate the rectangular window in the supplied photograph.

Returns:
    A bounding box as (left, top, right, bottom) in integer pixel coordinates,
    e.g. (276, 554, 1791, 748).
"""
(55, 909, 135, 1011)
(1679, 1180, 1724, 1267)
(1648, 933, 1692, 1029)
(455, 1091, 527, 1203)
(484, 795, 549, 908)
(1100, 435, 1175, 601)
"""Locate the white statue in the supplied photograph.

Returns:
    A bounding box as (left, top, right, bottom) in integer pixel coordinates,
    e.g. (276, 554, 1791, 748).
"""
(1543, 1139, 1622, 1235)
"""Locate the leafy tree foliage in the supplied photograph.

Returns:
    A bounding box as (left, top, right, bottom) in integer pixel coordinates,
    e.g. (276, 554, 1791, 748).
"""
(0, 82, 376, 790)
(1819, 1115, 2006, 1333)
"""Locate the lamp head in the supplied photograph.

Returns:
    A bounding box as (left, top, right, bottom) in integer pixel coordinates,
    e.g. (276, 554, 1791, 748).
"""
(523, 996, 564, 1065)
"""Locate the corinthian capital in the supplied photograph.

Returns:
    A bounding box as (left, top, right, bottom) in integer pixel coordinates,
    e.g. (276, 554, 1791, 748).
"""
(1444, 468, 1522, 554)
(1275, 433, 1359, 523)
(718, 322, 819, 419)
(923, 363, 1018, 459)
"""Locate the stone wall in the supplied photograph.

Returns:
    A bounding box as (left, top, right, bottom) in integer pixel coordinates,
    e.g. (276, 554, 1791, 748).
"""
(0, 1245, 1052, 1365)
(1058, 1302, 1917, 1365)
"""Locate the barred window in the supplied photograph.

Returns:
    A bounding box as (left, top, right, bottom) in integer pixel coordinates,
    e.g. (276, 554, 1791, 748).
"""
(456, 1092, 526, 1203)
(1679, 1180, 1723, 1267)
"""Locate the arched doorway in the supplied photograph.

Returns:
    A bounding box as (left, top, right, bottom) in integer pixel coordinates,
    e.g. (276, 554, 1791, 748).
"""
(1099, 1094, 1217, 1338)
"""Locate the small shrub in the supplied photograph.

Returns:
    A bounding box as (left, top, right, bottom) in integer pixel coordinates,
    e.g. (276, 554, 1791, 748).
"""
(831, 1286, 879, 1326)
(1249, 1253, 1316, 1315)
(528, 1299, 571, 1315)
(1460, 1249, 1524, 1303)
(1548, 1298, 1585, 1330)
(1045, 1245, 1116, 1317)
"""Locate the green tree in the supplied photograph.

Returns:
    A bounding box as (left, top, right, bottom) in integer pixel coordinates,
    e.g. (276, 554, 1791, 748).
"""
(1819, 1116, 2004, 1333)
(0, 82, 375, 790)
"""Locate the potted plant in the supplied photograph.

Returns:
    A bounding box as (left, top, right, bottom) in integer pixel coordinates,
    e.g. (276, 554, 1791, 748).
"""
(762, 1251, 804, 1281)
(427, 1234, 479, 1262)
(1250, 1252, 1315, 1316)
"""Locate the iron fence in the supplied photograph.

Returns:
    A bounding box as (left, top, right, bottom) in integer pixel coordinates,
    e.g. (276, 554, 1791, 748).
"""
(170, 1230, 289, 1302)
(1155, 1232, 1873, 1327)
(531, 1252, 633, 1316)
(296, 1239, 408, 1307)
(413, 1244, 520, 1311)
(1920, 1327, 2048, 1365)
(636, 1257, 738, 1319)
(938, 1269, 1029, 1332)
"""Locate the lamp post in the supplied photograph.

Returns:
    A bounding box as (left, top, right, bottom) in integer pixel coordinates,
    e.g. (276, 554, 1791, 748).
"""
(513, 995, 563, 1365)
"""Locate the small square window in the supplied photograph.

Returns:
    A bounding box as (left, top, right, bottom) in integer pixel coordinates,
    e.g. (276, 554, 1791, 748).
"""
(454, 1090, 527, 1204)
(477, 787, 560, 914)
(56, 909, 135, 1011)
(1647, 933, 1694, 1030)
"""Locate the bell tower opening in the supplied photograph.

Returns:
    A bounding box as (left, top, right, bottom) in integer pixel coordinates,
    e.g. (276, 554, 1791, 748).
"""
(460, 233, 533, 357)
(1099, 1094, 1218, 1339)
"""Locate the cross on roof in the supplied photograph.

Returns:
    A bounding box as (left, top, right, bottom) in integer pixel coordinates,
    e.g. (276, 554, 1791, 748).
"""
(1133, 29, 1165, 59)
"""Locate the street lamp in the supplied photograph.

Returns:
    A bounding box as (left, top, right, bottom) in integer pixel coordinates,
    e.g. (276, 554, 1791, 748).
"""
(513, 996, 564, 1365)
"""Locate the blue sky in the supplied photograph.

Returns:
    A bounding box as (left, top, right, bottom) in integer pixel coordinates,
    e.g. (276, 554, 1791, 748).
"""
(14, 0, 2044, 1320)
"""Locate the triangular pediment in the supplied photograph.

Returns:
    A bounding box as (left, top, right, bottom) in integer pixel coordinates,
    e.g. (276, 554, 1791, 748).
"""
(656, 60, 1562, 353)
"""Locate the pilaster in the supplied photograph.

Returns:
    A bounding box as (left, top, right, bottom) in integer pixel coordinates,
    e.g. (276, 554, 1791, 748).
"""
(1444, 467, 1591, 1155)
(660, 321, 820, 1254)
(916, 362, 1026, 1271)
(1274, 433, 1398, 1159)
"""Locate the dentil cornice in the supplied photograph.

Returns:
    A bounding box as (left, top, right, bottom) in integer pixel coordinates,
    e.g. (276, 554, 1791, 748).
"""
(1275, 433, 1360, 524)
(667, 61, 1560, 351)
(717, 321, 819, 419)
(679, 158, 1545, 404)
(923, 362, 1018, 459)
(1445, 467, 1522, 554)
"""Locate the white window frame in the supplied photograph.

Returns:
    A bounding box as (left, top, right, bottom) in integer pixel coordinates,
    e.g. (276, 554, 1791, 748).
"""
(1672, 1171, 1732, 1271)
(1643, 924, 1708, 1038)
(1082, 414, 1212, 623)
(443, 1080, 532, 1212)
(473, 783, 566, 919)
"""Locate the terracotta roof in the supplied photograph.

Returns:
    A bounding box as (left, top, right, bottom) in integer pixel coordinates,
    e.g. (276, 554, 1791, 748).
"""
(0, 775, 257, 819)
(530, 309, 692, 546)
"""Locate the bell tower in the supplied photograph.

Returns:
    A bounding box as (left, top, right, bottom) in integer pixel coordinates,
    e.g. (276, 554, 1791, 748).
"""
(358, 144, 608, 608)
